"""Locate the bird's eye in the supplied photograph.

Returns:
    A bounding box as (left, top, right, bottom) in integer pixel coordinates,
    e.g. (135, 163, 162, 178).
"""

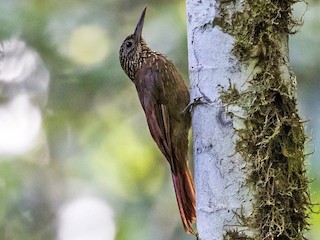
(126, 41, 133, 48)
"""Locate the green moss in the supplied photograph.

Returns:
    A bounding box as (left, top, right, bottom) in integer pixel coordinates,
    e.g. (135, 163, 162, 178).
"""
(215, 0, 312, 239)
(224, 230, 254, 240)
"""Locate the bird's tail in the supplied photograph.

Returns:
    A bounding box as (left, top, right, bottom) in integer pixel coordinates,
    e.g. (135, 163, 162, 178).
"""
(171, 166, 197, 236)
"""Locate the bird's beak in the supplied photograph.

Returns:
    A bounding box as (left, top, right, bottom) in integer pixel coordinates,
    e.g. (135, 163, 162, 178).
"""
(134, 5, 147, 42)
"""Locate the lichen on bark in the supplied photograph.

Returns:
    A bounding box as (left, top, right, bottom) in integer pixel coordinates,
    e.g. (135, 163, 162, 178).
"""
(214, 0, 312, 239)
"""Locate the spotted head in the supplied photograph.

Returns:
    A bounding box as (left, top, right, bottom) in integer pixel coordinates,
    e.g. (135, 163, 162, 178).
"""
(119, 6, 147, 80)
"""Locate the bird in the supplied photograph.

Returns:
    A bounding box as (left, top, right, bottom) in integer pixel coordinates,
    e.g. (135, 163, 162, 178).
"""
(119, 6, 197, 236)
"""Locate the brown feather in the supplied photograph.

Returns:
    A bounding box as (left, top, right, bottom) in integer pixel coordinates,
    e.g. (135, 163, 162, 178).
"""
(135, 62, 196, 235)
(119, 7, 196, 235)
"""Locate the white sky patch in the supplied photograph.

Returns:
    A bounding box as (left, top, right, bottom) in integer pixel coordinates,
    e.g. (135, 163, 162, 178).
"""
(0, 94, 42, 156)
(0, 38, 49, 157)
(0, 40, 38, 83)
(57, 196, 116, 240)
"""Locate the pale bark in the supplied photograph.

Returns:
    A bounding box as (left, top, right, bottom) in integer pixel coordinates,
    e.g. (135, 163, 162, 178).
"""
(186, 0, 311, 239)
(186, 1, 251, 239)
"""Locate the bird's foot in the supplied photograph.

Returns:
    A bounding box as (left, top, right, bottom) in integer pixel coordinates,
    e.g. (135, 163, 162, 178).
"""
(183, 96, 213, 114)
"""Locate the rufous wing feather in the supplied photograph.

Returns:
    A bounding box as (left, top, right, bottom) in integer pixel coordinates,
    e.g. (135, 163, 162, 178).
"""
(135, 67, 197, 235)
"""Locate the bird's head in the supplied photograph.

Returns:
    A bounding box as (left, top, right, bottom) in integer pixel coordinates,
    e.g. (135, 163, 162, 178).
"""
(119, 6, 147, 79)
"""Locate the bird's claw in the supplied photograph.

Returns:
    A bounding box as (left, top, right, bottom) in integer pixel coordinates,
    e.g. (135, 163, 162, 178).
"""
(183, 96, 213, 114)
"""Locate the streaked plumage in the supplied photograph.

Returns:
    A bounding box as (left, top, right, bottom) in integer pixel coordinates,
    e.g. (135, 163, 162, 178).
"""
(119, 6, 196, 235)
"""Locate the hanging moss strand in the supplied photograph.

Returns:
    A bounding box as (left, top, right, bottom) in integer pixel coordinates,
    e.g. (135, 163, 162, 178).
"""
(215, 0, 311, 239)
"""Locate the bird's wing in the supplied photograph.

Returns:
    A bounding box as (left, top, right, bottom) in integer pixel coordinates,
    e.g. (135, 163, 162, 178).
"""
(135, 66, 197, 236)
(135, 67, 175, 173)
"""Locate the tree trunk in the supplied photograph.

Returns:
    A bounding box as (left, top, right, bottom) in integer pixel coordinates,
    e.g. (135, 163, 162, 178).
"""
(186, 1, 252, 239)
(187, 0, 311, 239)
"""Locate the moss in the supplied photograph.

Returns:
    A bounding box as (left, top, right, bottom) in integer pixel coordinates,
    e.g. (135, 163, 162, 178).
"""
(215, 0, 312, 239)
(224, 230, 254, 240)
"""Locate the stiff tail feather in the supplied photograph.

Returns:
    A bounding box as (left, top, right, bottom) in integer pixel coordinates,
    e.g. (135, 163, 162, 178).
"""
(172, 167, 197, 236)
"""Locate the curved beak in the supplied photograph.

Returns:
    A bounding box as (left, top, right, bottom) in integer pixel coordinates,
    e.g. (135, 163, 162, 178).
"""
(134, 5, 147, 42)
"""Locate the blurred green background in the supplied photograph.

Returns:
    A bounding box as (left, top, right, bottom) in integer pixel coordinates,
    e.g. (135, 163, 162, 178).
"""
(0, 0, 318, 239)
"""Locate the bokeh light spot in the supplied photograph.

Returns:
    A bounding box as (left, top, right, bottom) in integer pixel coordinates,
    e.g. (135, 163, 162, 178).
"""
(68, 24, 109, 65)
(58, 196, 115, 240)
(0, 95, 42, 156)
